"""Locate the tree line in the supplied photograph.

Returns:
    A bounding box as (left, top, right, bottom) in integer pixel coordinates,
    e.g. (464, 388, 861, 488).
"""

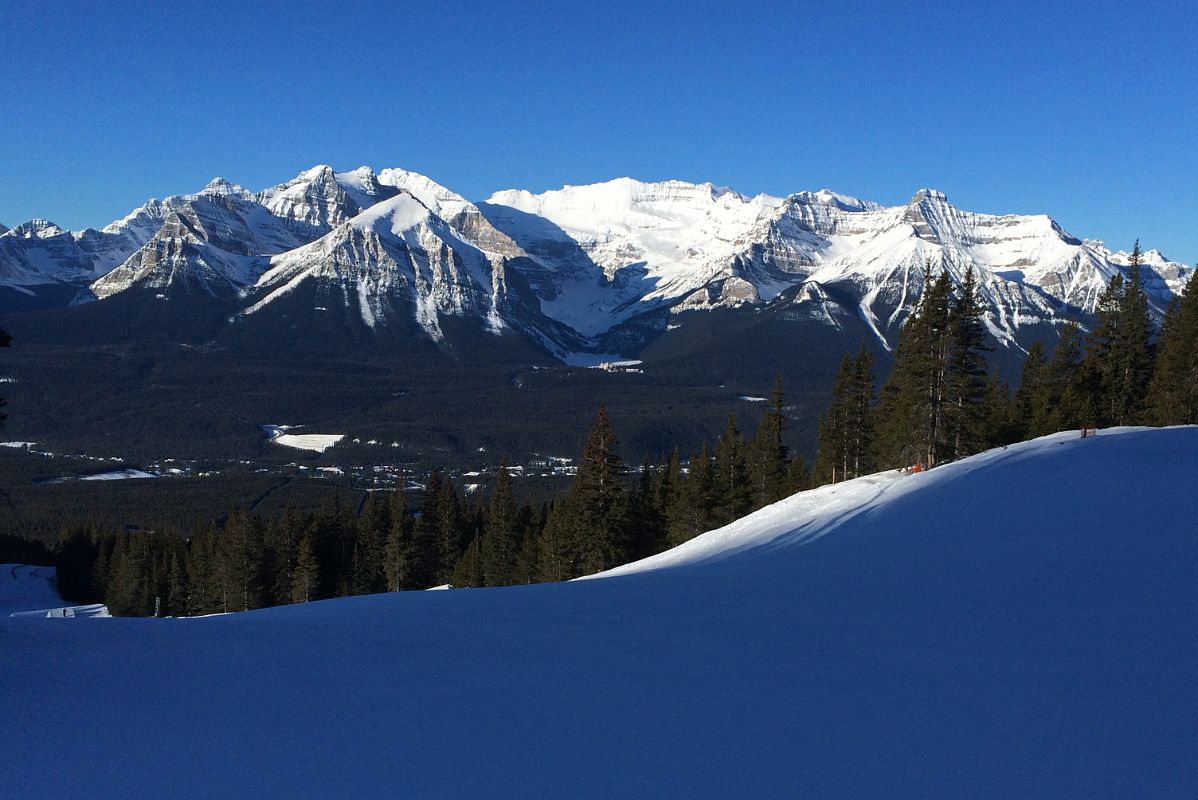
(811, 245, 1198, 483)
(41, 243, 1198, 614)
(52, 386, 808, 615)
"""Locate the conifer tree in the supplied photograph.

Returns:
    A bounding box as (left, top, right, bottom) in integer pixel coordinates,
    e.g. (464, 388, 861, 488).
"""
(667, 443, 714, 546)
(291, 533, 319, 603)
(569, 405, 627, 576)
(409, 469, 443, 589)
(266, 509, 304, 605)
(481, 460, 518, 586)
(626, 456, 665, 560)
(748, 376, 789, 506)
(1109, 242, 1155, 425)
(384, 487, 413, 591)
(434, 478, 463, 586)
(1030, 321, 1086, 435)
(106, 535, 148, 616)
(1013, 340, 1047, 439)
(1146, 272, 1198, 424)
(220, 510, 264, 612)
(980, 371, 1019, 448)
(352, 492, 389, 594)
(815, 343, 875, 482)
(165, 546, 188, 616)
(452, 536, 484, 588)
(513, 504, 542, 584)
(55, 525, 97, 603)
(944, 266, 990, 460)
(713, 415, 752, 525)
(1080, 273, 1125, 426)
(185, 527, 217, 614)
(537, 499, 572, 582)
(874, 266, 954, 469)
(1081, 248, 1154, 427)
(786, 455, 810, 494)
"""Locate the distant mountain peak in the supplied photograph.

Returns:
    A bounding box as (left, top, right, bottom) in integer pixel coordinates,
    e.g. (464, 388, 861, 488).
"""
(910, 188, 950, 204)
(11, 219, 67, 238)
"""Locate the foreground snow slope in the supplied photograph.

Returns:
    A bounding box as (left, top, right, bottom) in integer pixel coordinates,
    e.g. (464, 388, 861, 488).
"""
(4, 428, 1197, 798)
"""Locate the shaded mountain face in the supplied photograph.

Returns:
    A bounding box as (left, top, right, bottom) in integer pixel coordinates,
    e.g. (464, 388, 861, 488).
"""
(2, 167, 1190, 359)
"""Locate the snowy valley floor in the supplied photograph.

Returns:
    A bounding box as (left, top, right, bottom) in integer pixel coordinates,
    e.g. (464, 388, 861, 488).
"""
(3, 428, 1196, 797)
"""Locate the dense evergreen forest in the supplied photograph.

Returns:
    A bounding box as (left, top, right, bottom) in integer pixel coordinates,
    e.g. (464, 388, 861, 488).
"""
(7, 246, 1198, 616)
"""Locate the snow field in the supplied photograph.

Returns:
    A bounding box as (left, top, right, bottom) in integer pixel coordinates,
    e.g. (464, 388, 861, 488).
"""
(3, 427, 1196, 798)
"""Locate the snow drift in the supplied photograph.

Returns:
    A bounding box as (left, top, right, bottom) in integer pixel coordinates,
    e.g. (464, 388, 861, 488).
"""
(3, 427, 1196, 797)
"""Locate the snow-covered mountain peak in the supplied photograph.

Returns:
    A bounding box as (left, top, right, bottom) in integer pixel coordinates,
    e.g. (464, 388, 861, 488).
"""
(9, 219, 67, 239)
(198, 177, 250, 197)
(790, 189, 877, 212)
(910, 187, 950, 204)
(378, 168, 473, 219)
(348, 191, 434, 236)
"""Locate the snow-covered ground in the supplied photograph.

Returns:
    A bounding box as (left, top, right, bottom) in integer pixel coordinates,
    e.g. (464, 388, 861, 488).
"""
(3, 428, 1196, 797)
(261, 424, 344, 452)
(78, 468, 157, 481)
(0, 564, 110, 618)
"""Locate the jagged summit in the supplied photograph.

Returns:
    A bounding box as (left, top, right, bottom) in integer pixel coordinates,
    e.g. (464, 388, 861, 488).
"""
(1, 165, 1190, 361)
(910, 187, 949, 203)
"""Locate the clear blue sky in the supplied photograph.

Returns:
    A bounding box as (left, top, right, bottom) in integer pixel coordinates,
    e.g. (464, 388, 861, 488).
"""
(2, 0, 1195, 263)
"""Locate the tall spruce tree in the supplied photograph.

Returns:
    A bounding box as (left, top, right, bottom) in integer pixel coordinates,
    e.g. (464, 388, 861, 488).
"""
(875, 266, 954, 469)
(667, 443, 715, 546)
(481, 460, 518, 586)
(815, 343, 875, 483)
(220, 510, 264, 612)
(569, 405, 627, 576)
(434, 478, 464, 587)
(409, 468, 443, 589)
(1146, 271, 1198, 424)
(1081, 247, 1154, 427)
(1030, 321, 1086, 435)
(944, 266, 990, 460)
(384, 487, 413, 591)
(1109, 242, 1155, 425)
(352, 492, 389, 594)
(748, 376, 789, 506)
(537, 499, 572, 582)
(290, 533, 319, 603)
(626, 456, 666, 560)
(713, 415, 752, 525)
(451, 536, 484, 588)
(1013, 340, 1047, 439)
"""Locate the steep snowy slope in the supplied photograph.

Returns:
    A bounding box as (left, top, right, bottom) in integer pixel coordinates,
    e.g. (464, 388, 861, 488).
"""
(5, 427, 1195, 798)
(247, 191, 508, 338)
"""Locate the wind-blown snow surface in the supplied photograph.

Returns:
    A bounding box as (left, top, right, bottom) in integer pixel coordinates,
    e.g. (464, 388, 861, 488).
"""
(4, 428, 1197, 797)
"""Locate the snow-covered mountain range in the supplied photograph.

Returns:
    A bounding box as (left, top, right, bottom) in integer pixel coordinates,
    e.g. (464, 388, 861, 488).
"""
(2, 165, 1189, 359)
